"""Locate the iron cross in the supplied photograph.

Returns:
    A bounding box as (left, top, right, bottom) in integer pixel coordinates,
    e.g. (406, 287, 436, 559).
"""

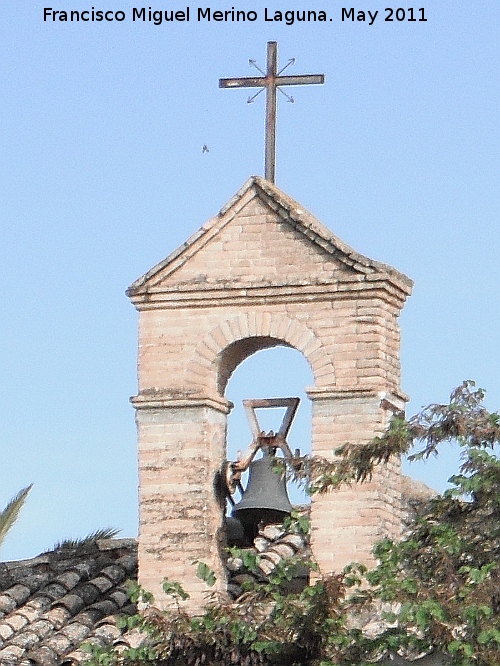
(219, 41, 325, 184)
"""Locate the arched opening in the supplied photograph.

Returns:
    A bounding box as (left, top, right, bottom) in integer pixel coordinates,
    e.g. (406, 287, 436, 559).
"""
(224, 344, 314, 510)
(222, 344, 314, 595)
(217, 336, 294, 395)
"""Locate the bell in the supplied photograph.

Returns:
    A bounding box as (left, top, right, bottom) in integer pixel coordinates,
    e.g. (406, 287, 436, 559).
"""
(232, 455, 293, 542)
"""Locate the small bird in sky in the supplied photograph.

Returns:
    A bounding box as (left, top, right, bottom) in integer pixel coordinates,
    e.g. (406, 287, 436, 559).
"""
(202, 144, 209, 153)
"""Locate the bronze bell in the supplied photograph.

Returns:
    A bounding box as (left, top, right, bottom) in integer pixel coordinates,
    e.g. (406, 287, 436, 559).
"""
(232, 455, 293, 542)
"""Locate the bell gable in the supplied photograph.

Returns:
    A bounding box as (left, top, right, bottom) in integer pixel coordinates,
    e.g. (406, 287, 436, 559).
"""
(129, 176, 413, 609)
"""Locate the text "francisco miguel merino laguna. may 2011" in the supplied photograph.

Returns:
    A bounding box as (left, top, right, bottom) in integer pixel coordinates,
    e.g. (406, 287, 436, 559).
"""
(43, 7, 428, 25)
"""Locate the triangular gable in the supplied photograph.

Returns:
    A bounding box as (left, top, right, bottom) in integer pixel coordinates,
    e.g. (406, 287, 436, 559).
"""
(127, 177, 412, 298)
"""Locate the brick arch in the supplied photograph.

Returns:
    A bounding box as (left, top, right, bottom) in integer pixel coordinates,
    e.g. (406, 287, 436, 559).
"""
(186, 313, 335, 396)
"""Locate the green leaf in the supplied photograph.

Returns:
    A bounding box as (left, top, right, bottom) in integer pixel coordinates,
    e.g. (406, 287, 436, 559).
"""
(126, 580, 154, 604)
(162, 578, 189, 600)
(195, 561, 216, 587)
(0, 484, 33, 548)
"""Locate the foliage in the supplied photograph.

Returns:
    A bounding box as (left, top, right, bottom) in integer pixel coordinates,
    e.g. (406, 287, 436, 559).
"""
(0, 484, 33, 549)
(345, 381, 500, 665)
(193, 559, 217, 587)
(51, 527, 121, 552)
(283, 507, 311, 537)
(85, 558, 355, 666)
(84, 382, 500, 666)
(0, 484, 119, 558)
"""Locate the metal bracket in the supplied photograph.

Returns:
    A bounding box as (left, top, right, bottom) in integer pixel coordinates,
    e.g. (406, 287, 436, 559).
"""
(243, 397, 300, 439)
(223, 397, 300, 497)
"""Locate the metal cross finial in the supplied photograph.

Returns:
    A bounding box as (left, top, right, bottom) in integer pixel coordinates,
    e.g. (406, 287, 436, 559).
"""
(219, 42, 325, 183)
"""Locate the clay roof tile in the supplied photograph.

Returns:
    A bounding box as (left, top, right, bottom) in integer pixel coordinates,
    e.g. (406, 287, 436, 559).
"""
(0, 540, 140, 664)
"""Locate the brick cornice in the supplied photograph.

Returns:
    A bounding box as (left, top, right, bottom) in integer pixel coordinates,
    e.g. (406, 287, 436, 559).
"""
(306, 387, 409, 406)
(129, 278, 408, 311)
(131, 391, 233, 413)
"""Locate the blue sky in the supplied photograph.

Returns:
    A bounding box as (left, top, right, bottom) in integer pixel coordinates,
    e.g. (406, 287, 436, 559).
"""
(1, 1, 499, 560)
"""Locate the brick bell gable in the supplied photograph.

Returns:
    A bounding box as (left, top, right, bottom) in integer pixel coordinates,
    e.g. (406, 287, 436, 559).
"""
(128, 177, 413, 610)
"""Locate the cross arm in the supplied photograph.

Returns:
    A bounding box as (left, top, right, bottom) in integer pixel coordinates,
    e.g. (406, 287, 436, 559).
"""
(219, 77, 266, 89)
(275, 74, 325, 86)
(219, 74, 325, 89)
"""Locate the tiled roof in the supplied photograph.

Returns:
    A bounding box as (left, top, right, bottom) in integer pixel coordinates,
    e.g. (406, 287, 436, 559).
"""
(0, 539, 138, 666)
